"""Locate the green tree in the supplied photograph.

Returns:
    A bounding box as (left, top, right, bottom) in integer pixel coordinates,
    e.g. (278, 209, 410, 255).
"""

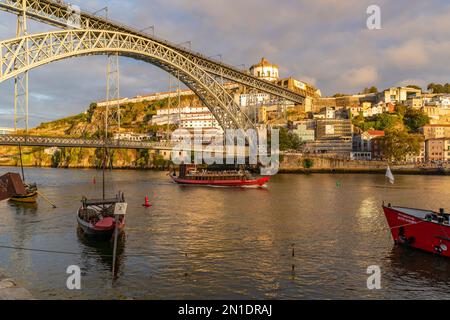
(332, 93, 349, 98)
(407, 85, 422, 91)
(136, 149, 150, 168)
(374, 113, 401, 131)
(152, 154, 166, 169)
(279, 128, 302, 151)
(428, 83, 450, 94)
(302, 158, 314, 169)
(379, 129, 424, 162)
(362, 86, 378, 94)
(395, 104, 407, 117)
(403, 109, 429, 133)
(51, 150, 61, 168)
(86, 103, 97, 123)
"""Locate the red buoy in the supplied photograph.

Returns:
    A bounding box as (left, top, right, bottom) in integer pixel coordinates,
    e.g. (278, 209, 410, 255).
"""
(143, 196, 152, 208)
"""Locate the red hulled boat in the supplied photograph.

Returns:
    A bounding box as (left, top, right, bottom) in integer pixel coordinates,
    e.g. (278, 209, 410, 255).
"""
(383, 204, 450, 257)
(170, 165, 270, 187)
(77, 192, 126, 238)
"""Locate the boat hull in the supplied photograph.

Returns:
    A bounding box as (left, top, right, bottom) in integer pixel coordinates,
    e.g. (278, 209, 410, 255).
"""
(9, 191, 38, 203)
(383, 205, 450, 258)
(171, 175, 270, 187)
(77, 209, 125, 239)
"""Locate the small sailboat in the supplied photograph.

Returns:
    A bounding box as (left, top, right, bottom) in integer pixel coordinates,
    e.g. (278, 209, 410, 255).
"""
(9, 144, 38, 204)
(0, 172, 27, 202)
(77, 192, 126, 238)
(9, 183, 38, 203)
(77, 138, 127, 238)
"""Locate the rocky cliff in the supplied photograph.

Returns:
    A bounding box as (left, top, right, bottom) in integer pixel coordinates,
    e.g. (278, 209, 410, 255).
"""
(1, 95, 200, 169)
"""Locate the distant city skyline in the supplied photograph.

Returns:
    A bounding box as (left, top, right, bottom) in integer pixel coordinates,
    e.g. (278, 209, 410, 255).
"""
(0, 0, 449, 127)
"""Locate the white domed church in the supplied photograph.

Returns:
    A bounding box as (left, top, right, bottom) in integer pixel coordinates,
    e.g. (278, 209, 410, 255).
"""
(249, 57, 279, 82)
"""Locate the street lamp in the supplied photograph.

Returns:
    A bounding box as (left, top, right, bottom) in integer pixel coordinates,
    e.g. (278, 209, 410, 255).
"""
(234, 64, 246, 71)
(140, 25, 155, 37)
(207, 54, 225, 85)
(177, 41, 192, 50)
(92, 6, 108, 19)
(208, 54, 223, 62)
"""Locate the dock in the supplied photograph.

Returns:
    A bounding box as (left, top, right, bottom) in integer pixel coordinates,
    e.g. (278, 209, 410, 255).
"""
(0, 270, 34, 300)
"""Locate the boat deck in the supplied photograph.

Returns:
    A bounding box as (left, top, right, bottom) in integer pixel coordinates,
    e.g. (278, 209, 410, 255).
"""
(391, 206, 436, 219)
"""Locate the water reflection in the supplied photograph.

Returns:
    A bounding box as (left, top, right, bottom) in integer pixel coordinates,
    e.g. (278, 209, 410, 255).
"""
(77, 228, 126, 276)
(387, 246, 450, 284)
(6, 201, 40, 280)
(7, 201, 38, 215)
(3, 169, 450, 299)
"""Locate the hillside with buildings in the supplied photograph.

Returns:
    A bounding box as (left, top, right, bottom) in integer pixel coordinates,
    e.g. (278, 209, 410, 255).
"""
(1, 57, 450, 171)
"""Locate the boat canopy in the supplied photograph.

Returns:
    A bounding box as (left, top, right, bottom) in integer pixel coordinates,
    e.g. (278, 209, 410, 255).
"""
(82, 198, 122, 206)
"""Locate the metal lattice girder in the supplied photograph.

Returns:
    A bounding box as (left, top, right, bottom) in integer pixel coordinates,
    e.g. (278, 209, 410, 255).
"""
(105, 53, 120, 135)
(13, 0, 29, 132)
(0, 133, 178, 150)
(0, 29, 255, 131)
(0, 0, 309, 103)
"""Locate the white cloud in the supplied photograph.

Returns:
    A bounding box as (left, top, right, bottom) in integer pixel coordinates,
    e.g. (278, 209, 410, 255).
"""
(339, 66, 379, 89)
(385, 40, 429, 69)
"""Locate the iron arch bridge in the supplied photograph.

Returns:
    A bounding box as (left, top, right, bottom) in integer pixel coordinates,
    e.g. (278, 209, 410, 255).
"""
(0, 0, 310, 103)
(0, 29, 255, 131)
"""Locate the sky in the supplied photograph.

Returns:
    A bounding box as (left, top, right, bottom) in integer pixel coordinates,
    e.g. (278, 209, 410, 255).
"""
(0, 0, 449, 127)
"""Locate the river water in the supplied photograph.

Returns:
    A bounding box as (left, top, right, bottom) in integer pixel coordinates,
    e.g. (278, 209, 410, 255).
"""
(1, 167, 450, 300)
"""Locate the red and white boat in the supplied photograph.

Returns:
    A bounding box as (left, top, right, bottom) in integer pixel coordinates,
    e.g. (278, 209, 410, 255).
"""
(77, 193, 126, 238)
(170, 165, 270, 187)
(383, 204, 450, 257)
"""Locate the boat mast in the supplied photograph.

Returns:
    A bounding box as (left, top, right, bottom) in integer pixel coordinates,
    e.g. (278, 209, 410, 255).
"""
(103, 98, 108, 200)
(18, 142, 25, 182)
(102, 148, 106, 200)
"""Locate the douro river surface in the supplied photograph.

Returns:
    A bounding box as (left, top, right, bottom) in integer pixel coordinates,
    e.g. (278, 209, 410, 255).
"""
(1, 167, 450, 299)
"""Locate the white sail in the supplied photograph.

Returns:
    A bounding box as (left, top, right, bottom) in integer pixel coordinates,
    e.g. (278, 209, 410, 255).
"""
(386, 166, 395, 184)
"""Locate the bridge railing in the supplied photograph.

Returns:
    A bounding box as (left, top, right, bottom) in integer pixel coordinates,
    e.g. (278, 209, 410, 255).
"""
(0, 134, 176, 150)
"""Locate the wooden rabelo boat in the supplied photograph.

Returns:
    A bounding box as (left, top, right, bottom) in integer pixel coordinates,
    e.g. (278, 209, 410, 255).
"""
(170, 165, 270, 187)
(383, 204, 450, 258)
(9, 183, 38, 203)
(8, 144, 39, 204)
(77, 192, 126, 238)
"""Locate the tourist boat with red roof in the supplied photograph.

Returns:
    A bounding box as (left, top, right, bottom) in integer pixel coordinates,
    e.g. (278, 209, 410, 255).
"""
(170, 165, 270, 187)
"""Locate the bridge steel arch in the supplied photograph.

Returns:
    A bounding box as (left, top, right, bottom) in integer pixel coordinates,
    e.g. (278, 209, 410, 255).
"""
(0, 29, 255, 131)
(0, 0, 309, 103)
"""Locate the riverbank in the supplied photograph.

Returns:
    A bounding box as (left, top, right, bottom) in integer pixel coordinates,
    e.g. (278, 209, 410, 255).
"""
(1, 151, 448, 175)
(279, 154, 450, 175)
(1, 163, 448, 175)
(0, 270, 33, 300)
(279, 168, 450, 175)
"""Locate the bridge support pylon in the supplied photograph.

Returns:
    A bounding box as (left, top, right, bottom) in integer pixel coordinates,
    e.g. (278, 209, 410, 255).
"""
(13, 0, 29, 133)
(105, 53, 121, 138)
